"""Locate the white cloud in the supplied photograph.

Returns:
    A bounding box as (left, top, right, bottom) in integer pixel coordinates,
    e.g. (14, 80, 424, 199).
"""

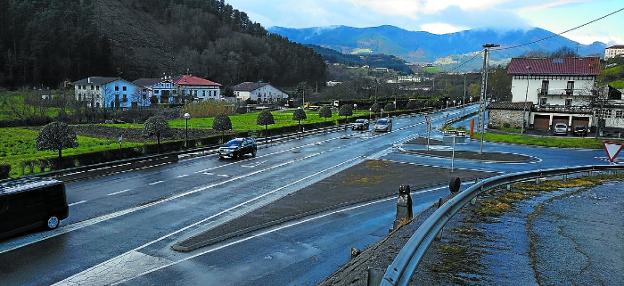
(420, 22, 468, 34)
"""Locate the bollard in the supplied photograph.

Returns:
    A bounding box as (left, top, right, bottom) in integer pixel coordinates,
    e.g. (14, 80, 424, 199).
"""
(506, 184, 511, 191)
(367, 268, 384, 286)
(449, 177, 461, 194)
(470, 197, 477, 205)
(393, 185, 413, 230)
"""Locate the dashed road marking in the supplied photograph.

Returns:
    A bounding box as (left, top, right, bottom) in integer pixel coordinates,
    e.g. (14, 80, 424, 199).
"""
(107, 189, 131, 196)
(176, 174, 189, 178)
(148, 181, 164, 186)
(69, 200, 87, 207)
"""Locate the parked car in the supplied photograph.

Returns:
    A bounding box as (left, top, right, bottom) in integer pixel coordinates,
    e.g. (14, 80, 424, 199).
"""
(553, 123, 568, 136)
(218, 137, 257, 159)
(374, 118, 393, 132)
(573, 126, 588, 136)
(1, 178, 69, 239)
(351, 119, 369, 131)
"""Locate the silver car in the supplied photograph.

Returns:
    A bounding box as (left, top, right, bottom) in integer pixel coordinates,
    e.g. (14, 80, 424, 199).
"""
(374, 118, 393, 132)
(553, 123, 568, 136)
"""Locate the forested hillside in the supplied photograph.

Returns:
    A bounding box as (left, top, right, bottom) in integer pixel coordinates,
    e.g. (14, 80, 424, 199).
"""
(307, 45, 412, 74)
(0, 0, 326, 89)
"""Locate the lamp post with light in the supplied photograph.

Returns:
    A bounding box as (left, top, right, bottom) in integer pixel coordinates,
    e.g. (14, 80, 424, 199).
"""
(184, 112, 191, 148)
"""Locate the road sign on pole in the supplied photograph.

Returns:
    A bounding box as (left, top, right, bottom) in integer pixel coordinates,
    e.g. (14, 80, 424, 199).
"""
(603, 141, 623, 162)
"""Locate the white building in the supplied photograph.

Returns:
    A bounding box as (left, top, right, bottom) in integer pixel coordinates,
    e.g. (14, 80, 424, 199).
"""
(175, 75, 222, 101)
(506, 57, 601, 131)
(233, 82, 289, 103)
(605, 45, 624, 60)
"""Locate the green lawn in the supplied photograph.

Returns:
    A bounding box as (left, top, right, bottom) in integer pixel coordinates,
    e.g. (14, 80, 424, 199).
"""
(104, 109, 369, 131)
(478, 132, 605, 149)
(0, 128, 140, 177)
(0, 90, 61, 121)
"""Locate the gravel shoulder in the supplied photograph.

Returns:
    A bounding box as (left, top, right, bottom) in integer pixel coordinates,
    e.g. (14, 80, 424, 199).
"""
(173, 160, 493, 252)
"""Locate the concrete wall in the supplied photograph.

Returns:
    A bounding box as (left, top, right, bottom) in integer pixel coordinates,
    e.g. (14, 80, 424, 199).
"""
(489, 109, 525, 128)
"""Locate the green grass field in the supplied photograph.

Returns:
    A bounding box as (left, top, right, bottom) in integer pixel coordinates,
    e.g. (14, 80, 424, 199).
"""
(0, 128, 140, 177)
(0, 90, 61, 121)
(104, 109, 368, 131)
(478, 132, 605, 149)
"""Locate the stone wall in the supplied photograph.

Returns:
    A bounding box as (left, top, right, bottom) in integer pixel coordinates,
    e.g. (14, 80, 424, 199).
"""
(489, 109, 525, 128)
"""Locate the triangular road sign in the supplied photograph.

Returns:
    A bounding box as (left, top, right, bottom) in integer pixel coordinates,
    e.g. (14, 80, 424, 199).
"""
(603, 142, 623, 162)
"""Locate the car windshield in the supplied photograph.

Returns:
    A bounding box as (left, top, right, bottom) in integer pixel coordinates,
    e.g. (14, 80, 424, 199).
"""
(377, 119, 388, 124)
(355, 119, 366, 123)
(555, 124, 566, 128)
(224, 139, 243, 147)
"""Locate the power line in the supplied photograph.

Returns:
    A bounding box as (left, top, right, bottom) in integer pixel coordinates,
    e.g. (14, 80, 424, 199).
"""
(493, 6, 624, 52)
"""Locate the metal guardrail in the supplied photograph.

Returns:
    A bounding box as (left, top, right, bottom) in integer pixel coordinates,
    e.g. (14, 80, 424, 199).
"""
(380, 164, 624, 286)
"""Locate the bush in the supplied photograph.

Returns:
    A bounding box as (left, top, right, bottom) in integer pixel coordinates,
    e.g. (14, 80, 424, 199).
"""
(0, 164, 10, 179)
(319, 106, 332, 118)
(384, 102, 396, 112)
(182, 101, 235, 118)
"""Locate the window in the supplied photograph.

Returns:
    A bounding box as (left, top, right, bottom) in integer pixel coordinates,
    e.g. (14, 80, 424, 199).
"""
(539, 97, 548, 106)
(122, 94, 127, 102)
(566, 81, 574, 95)
(115, 86, 119, 91)
(96, 86, 100, 91)
(540, 80, 549, 95)
(154, 90, 160, 94)
(616, 110, 624, 119)
(203, 90, 206, 97)
(91, 85, 94, 90)
(122, 86, 127, 91)
(565, 98, 572, 107)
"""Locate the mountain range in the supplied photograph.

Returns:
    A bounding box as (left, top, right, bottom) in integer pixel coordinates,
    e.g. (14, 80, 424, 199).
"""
(269, 25, 606, 69)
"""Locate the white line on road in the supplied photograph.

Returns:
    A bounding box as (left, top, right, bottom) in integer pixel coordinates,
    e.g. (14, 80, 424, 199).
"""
(148, 181, 164, 186)
(203, 172, 214, 176)
(117, 185, 450, 285)
(68, 200, 87, 207)
(176, 174, 189, 178)
(217, 174, 229, 178)
(107, 189, 131, 196)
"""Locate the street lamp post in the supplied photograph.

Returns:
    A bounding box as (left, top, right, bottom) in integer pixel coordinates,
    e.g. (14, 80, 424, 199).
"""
(521, 66, 532, 134)
(184, 112, 191, 148)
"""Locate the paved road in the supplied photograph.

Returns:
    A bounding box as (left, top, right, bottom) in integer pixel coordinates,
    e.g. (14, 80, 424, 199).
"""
(0, 106, 476, 285)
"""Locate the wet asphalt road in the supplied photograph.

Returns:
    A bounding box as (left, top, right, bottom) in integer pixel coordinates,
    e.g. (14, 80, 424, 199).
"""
(0, 104, 611, 286)
(0, 106, 474, 285)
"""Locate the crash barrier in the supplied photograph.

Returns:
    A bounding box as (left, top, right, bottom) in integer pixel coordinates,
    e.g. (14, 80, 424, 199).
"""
(379, 165, 624, 286)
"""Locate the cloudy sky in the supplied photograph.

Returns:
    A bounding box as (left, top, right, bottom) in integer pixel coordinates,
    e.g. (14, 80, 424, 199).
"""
(227, 0, 624, 45)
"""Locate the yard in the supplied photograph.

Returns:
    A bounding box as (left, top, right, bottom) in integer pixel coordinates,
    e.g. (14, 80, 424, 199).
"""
(0, 128, 140, 177)
(478, 132, 607, 149)
(104, 109, 369, 131)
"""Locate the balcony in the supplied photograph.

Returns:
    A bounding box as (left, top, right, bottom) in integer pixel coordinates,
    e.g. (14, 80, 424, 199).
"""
(533, 104, 594, 114)
(537, 88, 596, 97)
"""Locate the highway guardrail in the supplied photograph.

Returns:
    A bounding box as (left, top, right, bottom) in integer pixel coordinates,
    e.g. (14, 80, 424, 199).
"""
(380, 164, 624, 286)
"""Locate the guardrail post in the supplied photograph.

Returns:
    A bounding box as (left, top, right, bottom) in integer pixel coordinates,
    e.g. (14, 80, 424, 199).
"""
(393, 185, 413, 230)
(367, 268, 384, 286)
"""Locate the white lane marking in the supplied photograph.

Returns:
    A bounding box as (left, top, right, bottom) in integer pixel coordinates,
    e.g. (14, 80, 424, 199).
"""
(117, 185, 451, 284)
(57, 156, 366, 286)
(241, 160, 268, 168)
(0, 139, 364, 255)
(148, 181, 164, 186)
(69, 200, 87, 207)
(217, 174, 229, 178)
(107, 189, 131, 196)
(203, 172, 214, 176)
(176, 174, 189, 178)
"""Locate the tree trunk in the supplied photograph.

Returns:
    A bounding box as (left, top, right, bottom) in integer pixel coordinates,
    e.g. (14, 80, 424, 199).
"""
(157, 135, 161, 153)
(57, 148, 62, 169)
(265, 125, 268, 142)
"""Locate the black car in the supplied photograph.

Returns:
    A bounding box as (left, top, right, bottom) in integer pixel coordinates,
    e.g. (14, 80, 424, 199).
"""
(218, 138, 257, 159)
(351, 119, 370, 131)
(573, 126, 588, 136)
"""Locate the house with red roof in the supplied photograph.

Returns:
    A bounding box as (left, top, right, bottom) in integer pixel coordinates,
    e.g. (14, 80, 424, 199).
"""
(174, 75, 222, 101)
(492, 57, 601, 133)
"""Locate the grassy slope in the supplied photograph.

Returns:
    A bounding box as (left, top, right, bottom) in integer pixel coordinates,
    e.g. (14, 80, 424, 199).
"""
(0, 128, 140, 177)
(0, 91, 61, 120)
(479, 133, 605, 149)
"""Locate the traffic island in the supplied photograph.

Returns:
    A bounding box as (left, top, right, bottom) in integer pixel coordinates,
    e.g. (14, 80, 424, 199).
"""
(172, 160, 493, 252)
(405, 137, 443, 145)
(401, 149, 535, 163)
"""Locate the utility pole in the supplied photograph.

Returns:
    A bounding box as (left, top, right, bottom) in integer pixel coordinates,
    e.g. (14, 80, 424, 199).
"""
(478, 44, 499, 154)
(463, 73, 467, 107)
(521, 66, 532, 134)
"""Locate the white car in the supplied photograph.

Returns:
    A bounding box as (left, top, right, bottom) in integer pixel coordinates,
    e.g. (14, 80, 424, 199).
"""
(553, 123, 568, 136)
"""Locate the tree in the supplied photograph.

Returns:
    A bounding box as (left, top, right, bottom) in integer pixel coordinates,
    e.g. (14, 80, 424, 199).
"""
(213, 114, 233, 143)
(384, 102, 395, 112)
(370, 103, 381, 118)
(256, 110, 275, 141)
(551, 47, 579, 58)
(406, 100, 420, 110)
(36, 121, 78, 164)
(143, 116, 169, 152)
(318, 106, 332, 119)
(292, 108, 307, 134)
(339, 104, 353, 124)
